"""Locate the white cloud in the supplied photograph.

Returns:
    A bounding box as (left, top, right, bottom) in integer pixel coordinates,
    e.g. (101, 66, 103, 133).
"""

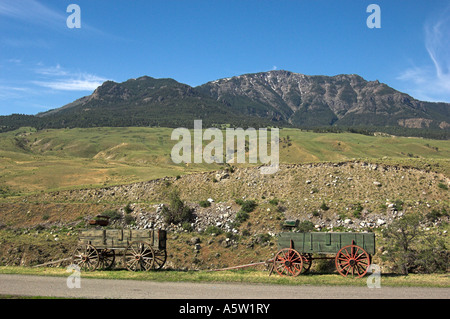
(425, 12, 450, 91)
(7, 59, 22, 64)
(0, 85, 28, 100)
(31, 63, 109, 91)
(397, 5, 450, 103)
(33, 73, 108, 91)
(0, 0, 64, 26)
(0, 0, 114, 39)
(35, 64, 68, 77)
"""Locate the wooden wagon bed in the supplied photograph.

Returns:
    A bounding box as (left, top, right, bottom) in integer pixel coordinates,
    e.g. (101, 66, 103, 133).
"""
(72, 228, 167, 272)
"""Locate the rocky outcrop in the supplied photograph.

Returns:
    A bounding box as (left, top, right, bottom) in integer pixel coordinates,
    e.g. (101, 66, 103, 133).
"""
(15, 160, 448, 236)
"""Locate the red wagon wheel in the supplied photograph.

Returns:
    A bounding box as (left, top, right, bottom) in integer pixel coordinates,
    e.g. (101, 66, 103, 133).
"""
(335, 244, 371, 278)
(273, 248, 303, 277)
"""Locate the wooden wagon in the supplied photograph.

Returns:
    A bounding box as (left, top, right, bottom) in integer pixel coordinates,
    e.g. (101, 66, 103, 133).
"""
(273, 231, 375, 278)
(71, 227, 167, 271)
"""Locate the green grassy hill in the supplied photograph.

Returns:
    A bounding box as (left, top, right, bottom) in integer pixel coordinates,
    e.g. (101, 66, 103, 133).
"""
(0, 126, 449, 196)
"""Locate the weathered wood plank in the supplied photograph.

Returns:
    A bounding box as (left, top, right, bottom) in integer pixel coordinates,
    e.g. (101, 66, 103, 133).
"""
(105, 229, 123, 240)
(79, 229, 105, 238)
(76, 228, 166, 251)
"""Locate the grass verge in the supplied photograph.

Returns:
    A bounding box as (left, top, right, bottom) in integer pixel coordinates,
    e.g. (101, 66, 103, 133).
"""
(0, 266, 448, 288)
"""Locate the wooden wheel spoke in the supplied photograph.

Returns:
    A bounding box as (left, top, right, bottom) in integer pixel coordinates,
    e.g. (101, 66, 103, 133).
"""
(142, 250, 153, 258)
(354, 252, 366, 261)
(87, 251, 98, 259)
(356, 259, 369, 266)
(292, 262, 302, 271)
(99, 249, 115, 270)
(356, 260, 369, 270)
(287, 266, 296, 275)
(154, 252, 167, 268)
(127, 258, 139, 269)
(335, 244, 371, 278)
(273, 248, 303, 277)
(342, 248, 352, 258)
(338, 259, 350, 267)
(341, 262, 351, 269)
(142, 259, 153, 269)
(130, 244, 141, 255)
(125, 241, 155, 271)
(72, 244, 98, 271)
(344, 265, 351, 276)
(355, 264, 364, 276)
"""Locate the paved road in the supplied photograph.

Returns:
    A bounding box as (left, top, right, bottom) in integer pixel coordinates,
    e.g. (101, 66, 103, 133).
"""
(0, 274, 448, 299)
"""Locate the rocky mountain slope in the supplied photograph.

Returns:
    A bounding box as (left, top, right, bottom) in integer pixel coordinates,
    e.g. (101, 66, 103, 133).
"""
(34, 76, 267, 129)
(198, 71, 450, 129)
(2, 71, 449, 137)
(4, 160, 449, 232)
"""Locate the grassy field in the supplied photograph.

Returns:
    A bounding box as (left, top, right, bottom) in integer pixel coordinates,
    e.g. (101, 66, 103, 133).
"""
(0, 266, 448, 288)
(1, 126, 449, 196)
(0, 126, 448, 280)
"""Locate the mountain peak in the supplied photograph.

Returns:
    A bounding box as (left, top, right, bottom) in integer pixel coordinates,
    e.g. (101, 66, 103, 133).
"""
(198, 70, 449, 129)
(5, 71, 449, 137)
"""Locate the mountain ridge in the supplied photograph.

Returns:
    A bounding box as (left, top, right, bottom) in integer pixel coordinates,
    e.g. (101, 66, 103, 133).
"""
(198, 70, 449, 128)
(1, 70, 449, 138)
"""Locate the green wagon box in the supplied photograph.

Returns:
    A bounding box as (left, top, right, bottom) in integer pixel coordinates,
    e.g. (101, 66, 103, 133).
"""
(277, 232, 375, 255)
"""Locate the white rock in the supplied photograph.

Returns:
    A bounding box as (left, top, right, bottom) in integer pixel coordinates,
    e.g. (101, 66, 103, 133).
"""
(373, 181, 382, 186)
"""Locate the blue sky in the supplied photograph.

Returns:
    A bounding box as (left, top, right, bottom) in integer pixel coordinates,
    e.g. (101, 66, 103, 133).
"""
(0, 0, 449, 115)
